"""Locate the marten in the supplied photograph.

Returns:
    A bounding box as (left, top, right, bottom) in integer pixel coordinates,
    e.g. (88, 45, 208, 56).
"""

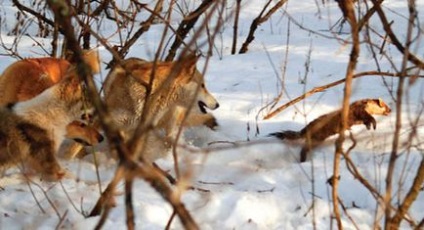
(269, 98, 391, 162)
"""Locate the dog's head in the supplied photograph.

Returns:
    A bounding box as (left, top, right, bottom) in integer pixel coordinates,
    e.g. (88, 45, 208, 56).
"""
(65, 120, 103, 146)
(118, 55, 220, 116)
(178, 55, 220, 114)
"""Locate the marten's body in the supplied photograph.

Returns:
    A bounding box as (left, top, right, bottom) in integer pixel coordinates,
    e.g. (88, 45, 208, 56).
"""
(270, 98, 391, 162)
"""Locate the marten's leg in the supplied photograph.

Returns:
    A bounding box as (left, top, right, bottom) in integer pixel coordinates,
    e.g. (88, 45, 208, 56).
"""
(300, 138, 322, 162)
(299, 146, 310, 162)
(362, 114, 377, 130)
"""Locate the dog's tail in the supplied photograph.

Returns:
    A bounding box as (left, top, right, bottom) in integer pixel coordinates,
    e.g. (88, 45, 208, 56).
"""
(269, 130, 302, 140)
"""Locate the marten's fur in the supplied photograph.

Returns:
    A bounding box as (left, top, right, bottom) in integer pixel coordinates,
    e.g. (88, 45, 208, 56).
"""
(269, 98, 391, 162)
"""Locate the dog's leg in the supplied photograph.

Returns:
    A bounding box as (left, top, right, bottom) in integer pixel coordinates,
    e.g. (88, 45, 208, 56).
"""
(185, 113, 218, 129)
(29, 146, 65, 181)
(62, 142, 86, 159)
(168, 105, 187, 137)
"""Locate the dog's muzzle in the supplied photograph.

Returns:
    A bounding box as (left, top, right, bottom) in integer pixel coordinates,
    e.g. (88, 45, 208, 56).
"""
(198, 101, 219, 114)
(73, 138, 91, 146)
(72, 135, 104, 146)
(198, 101, 207, 114)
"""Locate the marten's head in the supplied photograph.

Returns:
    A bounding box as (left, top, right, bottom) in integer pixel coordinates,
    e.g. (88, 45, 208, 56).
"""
(364, 98, 391, 116)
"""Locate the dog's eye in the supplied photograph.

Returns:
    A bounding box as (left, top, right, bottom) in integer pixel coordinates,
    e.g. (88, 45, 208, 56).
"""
(81, 113, 92, 121)
(201, 83, 205, 88)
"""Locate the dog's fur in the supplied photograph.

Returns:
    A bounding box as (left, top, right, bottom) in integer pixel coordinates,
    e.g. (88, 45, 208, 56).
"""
(59, 120, 104, 159)
(0, 49, 100, 106)
(0, 107, 64, 180)
(65, 120, 104, 146)
(269, 98, 391, 162)
(0, 74, 92, 179)
(0, 50, 102, 159)
(103, 56, 219, 131)
(103, 56, 219, 163)
(128, 105, 190, 163)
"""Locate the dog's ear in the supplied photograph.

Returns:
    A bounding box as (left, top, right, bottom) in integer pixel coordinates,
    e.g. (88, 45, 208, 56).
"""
(181, 53, 199, 75)
(82, 49, 100, 74)
(174, 54, 200, 84)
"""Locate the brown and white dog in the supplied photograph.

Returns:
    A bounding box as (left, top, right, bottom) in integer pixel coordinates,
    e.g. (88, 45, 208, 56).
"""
(0, 73, 99, 180)
(103, 55, 219, 163)
(0, 50, 102, 160)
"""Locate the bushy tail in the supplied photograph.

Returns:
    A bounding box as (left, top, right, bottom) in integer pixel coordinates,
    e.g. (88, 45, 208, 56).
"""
(269, 130, 302, 140)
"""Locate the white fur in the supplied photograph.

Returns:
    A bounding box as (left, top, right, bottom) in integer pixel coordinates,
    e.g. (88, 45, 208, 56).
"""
(13, 85, 83, 152)
(185, 80, 219, 113)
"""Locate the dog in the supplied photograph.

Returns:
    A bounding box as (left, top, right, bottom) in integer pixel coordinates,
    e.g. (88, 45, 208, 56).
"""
(0, 50, 102, 159)
(103, 56, 220, 132)
(0, 49, 100, 106)
(0, 73, 95, 180)
(102, 55, 219, 163)
(65, 120, 104, 147)
(269, 98, 391, 162)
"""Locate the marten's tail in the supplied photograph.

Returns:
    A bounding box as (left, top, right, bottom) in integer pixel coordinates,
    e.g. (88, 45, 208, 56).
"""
(268, 130, 302, 140)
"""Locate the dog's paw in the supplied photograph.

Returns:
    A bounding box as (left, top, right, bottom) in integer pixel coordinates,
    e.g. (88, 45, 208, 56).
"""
(204, 115, 219, 130)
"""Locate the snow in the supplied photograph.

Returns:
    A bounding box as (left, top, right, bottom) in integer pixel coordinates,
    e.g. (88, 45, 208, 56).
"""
(0, 0, 423, 229)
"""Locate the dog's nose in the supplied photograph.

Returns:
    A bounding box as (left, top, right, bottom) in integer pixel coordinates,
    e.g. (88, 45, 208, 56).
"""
(215, 102, 220, 109)
(98, 134, 104, 143)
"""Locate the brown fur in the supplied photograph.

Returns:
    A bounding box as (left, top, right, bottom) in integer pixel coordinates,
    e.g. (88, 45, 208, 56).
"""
(65, 120, 104, 146)
(0, 49, 100, 106)
(103, 56, 219, 163)
(103, 56, 219, 131)
(270, 98, 391, 162)
(60, 120, 104, 159)
(0, 50, 102, 159)
(0, 73, 93, 179)
(125, 105, 189, 163)
(0, 107, 64, 180)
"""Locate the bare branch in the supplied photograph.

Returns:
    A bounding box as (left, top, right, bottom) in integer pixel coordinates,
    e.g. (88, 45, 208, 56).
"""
(165, 0, 214, 61)
(263, 71, 422, 120)
(383, 0, 417, 228)
(390, 158, 424, 228)
(239, 0, 287, 54)
(46, 1, 199, 229)
(333, 0, 360, 228)
(231, 0, 242, 55)
(371, 0, 424, 69)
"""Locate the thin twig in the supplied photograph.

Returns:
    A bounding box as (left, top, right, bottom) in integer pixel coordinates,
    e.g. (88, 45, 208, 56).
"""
(263, 71, 423, 120)
(239, 0, 288, 54)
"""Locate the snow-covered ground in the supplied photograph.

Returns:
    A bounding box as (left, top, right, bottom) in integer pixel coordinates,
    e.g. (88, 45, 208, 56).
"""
(0, 0, 423, 229)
